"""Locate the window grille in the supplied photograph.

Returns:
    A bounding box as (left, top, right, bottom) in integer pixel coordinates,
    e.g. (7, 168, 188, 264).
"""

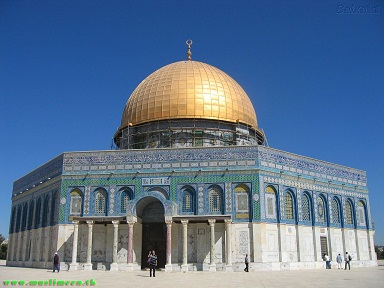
(318, 197, 325, 223)
(346, 200, 353, 225)
(357, 201, 366, 226)
(285, 192, 294, 219)
(95, 191, 106, 215)
(332, 198, 340, 224)
(236, 193, 249, 212)
(121, 191, 131, 213)
(265, 186, 276, 219)
(182, 190, 194, 212)
(235, 185, 249, 213)
(320, 236, 328, 256)
(209, 189, 221, 213)
(302, 194, 311, 221)
(70, 190, 82, 215)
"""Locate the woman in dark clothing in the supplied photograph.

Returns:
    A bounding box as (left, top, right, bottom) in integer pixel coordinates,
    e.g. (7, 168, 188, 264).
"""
(149, 250, 157, 277)
(53, 252, 60, 273)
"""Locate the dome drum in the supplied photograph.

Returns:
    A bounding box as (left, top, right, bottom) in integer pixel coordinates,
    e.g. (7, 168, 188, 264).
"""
(115, 60, 264, 150)
(114, 118, 264, 150)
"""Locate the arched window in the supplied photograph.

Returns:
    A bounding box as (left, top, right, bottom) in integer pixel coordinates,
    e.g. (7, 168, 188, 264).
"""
(265, 186, 277, 220)
(70, 189, 83, 216)
(208, 186, 222, 214)
(331, 197, 341, 224)
(356, 200, 366, 227)
(35, 198, 41, 228)
(10, 207, 16, 233)
(28, 201, 34, 230)
(234, 184, 250, 213)
(42, 195, 50, 227)
(285, 191, 294, 220)
(21, 203, 28, 231)
(317, 196, 326, 223)
(120, 189, 132, 214)
(302, 193, 311, 221)
(95, 188, 107, 215)
(345, 199, 353, 225)
(15, 206, 22, 232)
(52, 191, 59, 225)
(182, 188, 195, 213)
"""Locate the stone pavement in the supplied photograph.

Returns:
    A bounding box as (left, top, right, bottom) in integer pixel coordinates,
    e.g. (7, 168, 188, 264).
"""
(0, 263, 383, 288)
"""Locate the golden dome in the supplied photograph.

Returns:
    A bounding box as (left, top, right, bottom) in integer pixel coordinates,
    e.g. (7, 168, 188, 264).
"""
(119, 60, 259, 130)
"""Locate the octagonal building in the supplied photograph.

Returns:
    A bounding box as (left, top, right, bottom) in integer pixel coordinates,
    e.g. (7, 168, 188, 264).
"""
(7, 42, 377, 272)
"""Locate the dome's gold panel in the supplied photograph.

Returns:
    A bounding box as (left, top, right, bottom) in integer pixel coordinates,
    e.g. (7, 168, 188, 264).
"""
(120, 61, 258, 129)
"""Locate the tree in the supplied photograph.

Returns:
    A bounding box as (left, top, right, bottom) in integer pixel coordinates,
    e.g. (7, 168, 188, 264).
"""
(0, 234, 6, 260)
(0, 243, 7, 260)
(375, 245, 384, 260)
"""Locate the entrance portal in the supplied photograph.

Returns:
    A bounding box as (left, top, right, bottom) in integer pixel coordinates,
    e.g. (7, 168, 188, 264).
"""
(140, 200, 166, 269)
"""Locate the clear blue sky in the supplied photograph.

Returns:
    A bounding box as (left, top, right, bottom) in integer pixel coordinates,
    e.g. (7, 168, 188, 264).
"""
(1, 0, 383, 244)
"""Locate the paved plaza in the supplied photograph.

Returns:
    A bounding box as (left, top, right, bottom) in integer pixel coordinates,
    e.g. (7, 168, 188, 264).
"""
(0, 262, 383, 288)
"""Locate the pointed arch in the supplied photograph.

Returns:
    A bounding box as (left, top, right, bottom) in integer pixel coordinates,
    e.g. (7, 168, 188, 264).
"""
(10, 206, 16, 233)
(317, 194, 327, 225)
(21, 203, 28, 231)
(28, 200, 35, 230)
(345, 199, 354, 225)
(34, 198, 42, 228)
(301, 192, 312, 222)
(284, 190, 295, 221)
(42, 195, 50, 227)
(70, 188, 83, 216)
(180, 185, 196, 215)
(94, 187, 108, 215)
(120, 187, 133, 214)
(265, 185, 279, 221)
(357, 200, 367, 228)
(208, 185, 223, 214)
(331, 196, 341, 226)
(51, 191, 59, 225)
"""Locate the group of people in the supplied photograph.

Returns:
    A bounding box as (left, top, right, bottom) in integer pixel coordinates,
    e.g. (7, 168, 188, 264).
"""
(52, 250, 352, 274)
(324, 252, 352, 270)
(51, 250, 158, 276)
(243, 252, 353, 272)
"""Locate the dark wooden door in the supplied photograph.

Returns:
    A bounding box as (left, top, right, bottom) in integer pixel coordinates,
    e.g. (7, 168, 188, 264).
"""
(141, 223, 166, 269)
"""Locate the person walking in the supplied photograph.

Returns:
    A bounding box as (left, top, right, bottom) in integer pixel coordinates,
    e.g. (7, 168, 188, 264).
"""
(324, 254, 331, 269)
(344, 252, 351, 270)
(149, 250, 157, 277)
(336, 253, 343, 269)
(53, 252, 60, 273)
(244, 253, 249, 272)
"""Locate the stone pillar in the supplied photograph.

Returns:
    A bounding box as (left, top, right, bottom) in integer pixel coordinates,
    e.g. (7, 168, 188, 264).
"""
(165, 219, 173, 272)
(69, 221, 79, 270)
(208, 219, 216, 272)
(181, 220, 189, 272)
(110, 221, 120, 271)
(84, 220, 94, 271)
(224, 219, 232, 270)
(126, 220, 135, 271)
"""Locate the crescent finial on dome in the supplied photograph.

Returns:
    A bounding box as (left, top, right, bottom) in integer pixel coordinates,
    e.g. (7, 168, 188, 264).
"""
(186, 39, 192, 61)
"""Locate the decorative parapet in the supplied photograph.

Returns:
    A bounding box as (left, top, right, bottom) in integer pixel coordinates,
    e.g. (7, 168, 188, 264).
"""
(257, 146, 366, 187)
(12, 145, 367, 197)
(12, 154, 64, 196)
(62, 146, 366, 187)
(62, 147, 258, 175)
